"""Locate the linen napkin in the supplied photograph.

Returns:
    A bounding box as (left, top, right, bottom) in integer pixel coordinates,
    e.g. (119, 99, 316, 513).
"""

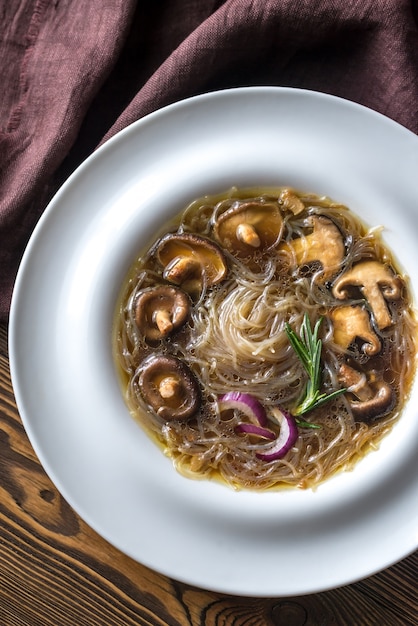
(1, 0, 417, 320)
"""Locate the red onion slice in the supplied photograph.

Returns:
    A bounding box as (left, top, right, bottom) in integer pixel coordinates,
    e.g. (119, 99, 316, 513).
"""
(218, 392, 268, 426)
(256, 407, 298, 461)
(235, 423, 276, 439)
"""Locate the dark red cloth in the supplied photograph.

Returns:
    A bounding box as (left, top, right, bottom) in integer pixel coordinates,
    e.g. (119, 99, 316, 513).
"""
(1, 0, 418, 320)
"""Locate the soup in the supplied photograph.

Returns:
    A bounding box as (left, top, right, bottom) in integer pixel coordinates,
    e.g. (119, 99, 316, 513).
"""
(113, 187, 417, 490)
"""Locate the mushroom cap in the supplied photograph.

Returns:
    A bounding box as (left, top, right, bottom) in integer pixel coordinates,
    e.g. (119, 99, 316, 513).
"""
(281, 215, 345, 280)
(349, 380, 395, 421)
(338, 363, 395, 421)
(135, 285, 191, 342)
(138, 354, 201, 421)
(332, 260, 402, 330)
(156, 233, 227, 294)
(330, 305, 381, 355)
(213, 200, 284, 258)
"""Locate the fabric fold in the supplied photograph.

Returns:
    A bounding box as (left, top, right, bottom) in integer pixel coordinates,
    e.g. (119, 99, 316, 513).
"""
(1, 0, 417, 319)
(0, 0, 136, 316)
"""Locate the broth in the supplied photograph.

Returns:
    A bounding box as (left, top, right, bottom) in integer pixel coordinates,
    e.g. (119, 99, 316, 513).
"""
(113, 187, 417, 490)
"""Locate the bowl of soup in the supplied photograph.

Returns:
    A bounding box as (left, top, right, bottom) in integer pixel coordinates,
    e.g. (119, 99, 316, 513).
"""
(9, 87, 418, 596)
(113, 184, 417, 491)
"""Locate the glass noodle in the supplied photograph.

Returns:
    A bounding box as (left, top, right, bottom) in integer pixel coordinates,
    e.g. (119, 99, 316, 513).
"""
(113, 187, 417, 490)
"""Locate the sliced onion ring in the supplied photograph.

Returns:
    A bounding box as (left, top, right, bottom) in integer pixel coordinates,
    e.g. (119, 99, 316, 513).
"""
(256, 407, 298, 462)
(218, 392, 268, 426)
(235, 423, 276, 439)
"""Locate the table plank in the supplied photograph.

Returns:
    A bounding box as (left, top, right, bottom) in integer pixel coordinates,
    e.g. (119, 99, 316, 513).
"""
(0, 321, 416, 625)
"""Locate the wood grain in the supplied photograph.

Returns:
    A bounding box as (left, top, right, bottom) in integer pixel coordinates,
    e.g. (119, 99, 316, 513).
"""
(0, 321, 417, 625)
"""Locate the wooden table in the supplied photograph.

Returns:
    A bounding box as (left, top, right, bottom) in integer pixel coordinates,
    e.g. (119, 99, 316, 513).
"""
(0, 321, 416, 626)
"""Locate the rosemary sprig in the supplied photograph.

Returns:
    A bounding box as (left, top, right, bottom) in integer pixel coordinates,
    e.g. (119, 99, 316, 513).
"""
(285, 313, 346, 417)
(294, 416, 321, 430)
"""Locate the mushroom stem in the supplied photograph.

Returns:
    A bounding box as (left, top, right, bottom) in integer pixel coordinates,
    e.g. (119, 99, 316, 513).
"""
(158, 376, 180, 399)
(153, 309, 173, 336)
(236, 223, 261, 248)
(164, 256, 200, 285)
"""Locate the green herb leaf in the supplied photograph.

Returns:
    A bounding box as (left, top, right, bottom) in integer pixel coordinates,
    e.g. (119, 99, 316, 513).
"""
(295, 417, 321, 430)
(285, 314, 346, 417)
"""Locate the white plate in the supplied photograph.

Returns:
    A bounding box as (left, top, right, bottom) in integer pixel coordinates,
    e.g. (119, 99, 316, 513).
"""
(9, 87, 418, 597)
